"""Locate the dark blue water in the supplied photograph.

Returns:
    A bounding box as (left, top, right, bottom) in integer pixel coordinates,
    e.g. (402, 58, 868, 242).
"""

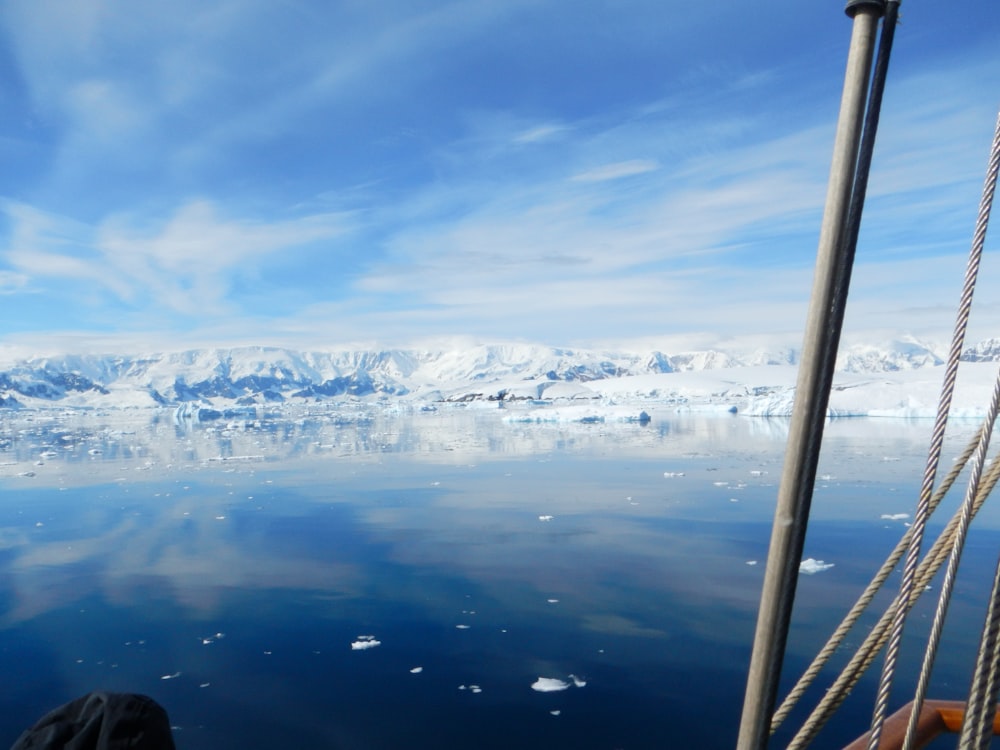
(0, 409, 994, 748)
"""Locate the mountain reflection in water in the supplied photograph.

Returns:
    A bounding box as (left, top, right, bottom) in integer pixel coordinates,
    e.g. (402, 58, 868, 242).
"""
(0, 408, 992, 749)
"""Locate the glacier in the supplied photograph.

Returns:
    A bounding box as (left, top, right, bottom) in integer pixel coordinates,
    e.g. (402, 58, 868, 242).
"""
(0, 337, 996, 418)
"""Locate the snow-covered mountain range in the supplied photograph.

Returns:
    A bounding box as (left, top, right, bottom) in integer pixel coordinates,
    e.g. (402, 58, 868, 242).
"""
(0, 337, 997, 417)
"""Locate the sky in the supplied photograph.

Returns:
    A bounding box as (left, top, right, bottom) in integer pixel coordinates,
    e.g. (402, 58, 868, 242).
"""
(0, 0, 999, 355)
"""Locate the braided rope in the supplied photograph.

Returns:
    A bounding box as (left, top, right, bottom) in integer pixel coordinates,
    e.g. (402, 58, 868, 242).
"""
(867, 107, 1000, 750)
(785, 453, 1000, 749)
(770, 424, 983, 732)
(961, 553, 1000, 750)
(901, 370, 1000, 750)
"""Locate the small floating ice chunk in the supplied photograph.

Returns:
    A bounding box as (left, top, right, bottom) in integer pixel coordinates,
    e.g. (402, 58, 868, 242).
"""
(532, 677, 570, 692)
(569, 674, 586, 688)
(663, 472, 685, 478)
(199, 683, 210, 688)
(800, 558, 834, 575)
(550, 710, 561, 716)
(160, 672, 181, 680)
(455, 624, 471, 630)
(547, 599, 559, 604)
(880, 513, 909, 521)
(746, 560, 758, 566)
(538, 515, 554, 522)
(410, 667, 423, 674)
(470, 685, 482, 693)
(351, 635, 381, 650)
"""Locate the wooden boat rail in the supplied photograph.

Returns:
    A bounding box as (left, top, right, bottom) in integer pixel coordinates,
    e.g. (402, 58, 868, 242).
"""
(842, 700, 1000, 749)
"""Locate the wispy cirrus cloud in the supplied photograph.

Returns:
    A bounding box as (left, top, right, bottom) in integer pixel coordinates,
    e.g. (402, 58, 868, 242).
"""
(0, 270, 28, 294)
(571, 159, 660, 182)
(3, 200, 353, 318)
(0, 0, 996, 350)
(513, 124, 572, 144)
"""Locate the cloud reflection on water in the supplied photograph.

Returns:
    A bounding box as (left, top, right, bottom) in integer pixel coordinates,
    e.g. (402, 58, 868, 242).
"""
(0, 409, 952, 636)
(0, 408, 990, 750)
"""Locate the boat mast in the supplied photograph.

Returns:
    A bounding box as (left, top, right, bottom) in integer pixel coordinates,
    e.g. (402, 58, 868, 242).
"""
(736, 2, 888, 748)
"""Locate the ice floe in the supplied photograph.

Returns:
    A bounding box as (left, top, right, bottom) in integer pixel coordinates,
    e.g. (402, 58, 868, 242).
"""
(532, 677, 570, 692)
(880, 513, 909, 521)
(531, 675, 587, 692)
(410, 667, 423, 674)
(799, 558, 834, 575)
(538, 515, 554, 521)
(351, 635, 381, 650)
(502, 405, 650, 424)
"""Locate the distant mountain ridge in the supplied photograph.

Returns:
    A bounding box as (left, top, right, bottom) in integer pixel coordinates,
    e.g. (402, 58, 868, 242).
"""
(0, 337, 990, 410)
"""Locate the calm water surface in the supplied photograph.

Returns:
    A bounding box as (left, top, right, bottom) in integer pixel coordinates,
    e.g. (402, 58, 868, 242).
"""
(0, 407, 995, 749)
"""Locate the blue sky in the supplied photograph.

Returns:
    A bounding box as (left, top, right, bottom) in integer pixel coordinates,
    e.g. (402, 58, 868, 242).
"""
(0, 0, 998, 354)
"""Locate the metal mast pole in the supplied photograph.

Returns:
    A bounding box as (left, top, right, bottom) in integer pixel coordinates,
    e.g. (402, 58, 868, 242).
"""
(736, 2, 886, 748)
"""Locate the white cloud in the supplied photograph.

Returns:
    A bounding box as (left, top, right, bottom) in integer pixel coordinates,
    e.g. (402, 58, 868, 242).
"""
(3, 200, 353, 317)
(0, 1, 996, 350)
(571, 159, 660, 182)
(0, 270, 28, 293)
(513, 124, 571, 144)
